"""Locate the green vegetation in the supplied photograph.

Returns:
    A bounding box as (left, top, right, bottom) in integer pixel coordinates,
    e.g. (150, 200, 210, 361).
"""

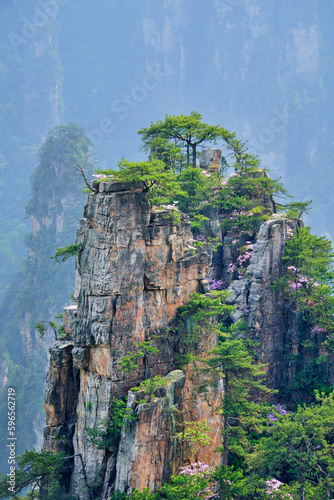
(0, 449, 75, 499)
(0, 123, 93, 473)
(278, 226, 334, 342)
(4, 113, 334, 499)
(94, 113, 294, 245)
(51, 243, 82, 263)
(175, 421, 213, 463)
(35, 319, 66, 341)
(248, 391, 334, 498)
(130, 375, 167, 401)
(95, 158, 187, 206)
(138, 111, 233, 168)
(86, 397, 137, 450)
(118, 341, 160, 374)
(205, 325, 272, 468)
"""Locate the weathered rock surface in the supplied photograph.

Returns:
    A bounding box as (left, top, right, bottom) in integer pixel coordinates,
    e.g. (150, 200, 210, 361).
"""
(199, 148, 222, 171)
(226, 217, 299, 388)
(44, 181, 216, 499)
(44, 178, 330, 498)
(114, 370, 186, 494)
(224, 215, 333, 393)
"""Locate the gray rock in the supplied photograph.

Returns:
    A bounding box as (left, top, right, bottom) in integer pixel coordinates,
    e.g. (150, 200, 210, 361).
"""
(199, 148, 222, 170)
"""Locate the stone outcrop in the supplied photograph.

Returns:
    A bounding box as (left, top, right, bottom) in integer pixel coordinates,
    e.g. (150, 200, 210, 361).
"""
(226, 216, 301, 390)
(226, 215, 334, 393)
(114, 370, 186, 494)
(44, 176, 331, 498)
(199, 148, 222, 171)
(44, 181, 219, 498)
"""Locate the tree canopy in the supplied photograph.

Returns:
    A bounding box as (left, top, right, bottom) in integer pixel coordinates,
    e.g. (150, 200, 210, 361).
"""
(138, 111, 233, 169)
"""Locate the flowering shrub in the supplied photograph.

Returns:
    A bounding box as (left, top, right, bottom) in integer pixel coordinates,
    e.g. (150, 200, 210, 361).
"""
(265, 478, 292, 498)
(179, 462, 214, 477)
(279, 226, 334, 341)
(208, 279, 224, 290)
(178, 463, 218, 499)
(227, 241, 254, 280)
(92, 173, 107, 179)
(286, 266, 319, 291)
(267, 404, 291, 425)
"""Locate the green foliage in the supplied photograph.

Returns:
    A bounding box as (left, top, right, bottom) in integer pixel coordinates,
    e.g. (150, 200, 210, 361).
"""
(118, 342, 160, 374)
(86, 397, 137, 450)
(93, 115, 292, 254)
(145, 136, 185, 173)
(51, 243, 82, 263)
(205, 322, 272, 467)
(190, 213, 210, 230)
(284, 226, 334, 282)
(163, 210, 182, 225)
(247, 391, 334, 497)
(178, 290, 235, 322)
(154, 472, 213, 500)
(279, 226, 334, 339)
(109, 470, 214, 500)
(278, 200, 312, 219)
(174, 291, 235, 350)
(131, 375, 167, 401)
(35, 316, 66, 341)
(224, 138, 262, 173)
(219, 171, 287, 238)
(174, 352, 198, 369)
(96, 158, 187, 206)
(175, 421, 213, 462)
(0, 449, 75, 499)
(138, 111, 231, 168)
(213, 466, 268, 499)
(175, 166, 225, 216)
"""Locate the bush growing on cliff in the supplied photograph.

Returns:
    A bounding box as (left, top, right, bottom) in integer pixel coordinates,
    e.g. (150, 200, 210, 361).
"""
(205, 329, 272, 468)
(0, 449, 76, 499)
(246, 391, 334, 499)
(175, 291, 272, 469)
(51, 243, 82, 263)
(131, 375, 167, 401)
(278, 226, 334, 345)
(86, 397, 137, 450)
(95, 158, 187, 206)
(118, 341, 160, 374)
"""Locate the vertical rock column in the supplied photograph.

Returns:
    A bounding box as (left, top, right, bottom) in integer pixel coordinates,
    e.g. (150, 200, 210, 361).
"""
(226, 216, 302, 390)
(44, 180, 213, 499)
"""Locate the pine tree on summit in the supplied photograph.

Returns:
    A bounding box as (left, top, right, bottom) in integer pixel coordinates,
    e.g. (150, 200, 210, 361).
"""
(138, 111, 233, 168)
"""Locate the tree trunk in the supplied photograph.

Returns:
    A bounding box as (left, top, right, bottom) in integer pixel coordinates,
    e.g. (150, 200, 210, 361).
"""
(186, 143, 190, 166)
(222, 413, 228, 468)
(192, 143, 197, 168)
(223, 372, 229, 468)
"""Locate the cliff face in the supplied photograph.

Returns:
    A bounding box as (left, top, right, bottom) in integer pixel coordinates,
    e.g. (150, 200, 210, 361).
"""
(227, 215, 334, 395)
(43, 178, 330, 498)
(44, 181, 220, 498)
(227, 216, 301, 390)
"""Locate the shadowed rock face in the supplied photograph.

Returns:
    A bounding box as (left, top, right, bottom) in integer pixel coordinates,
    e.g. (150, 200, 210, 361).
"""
(226, 216, 334, 394)
(226, 217, 303, 391)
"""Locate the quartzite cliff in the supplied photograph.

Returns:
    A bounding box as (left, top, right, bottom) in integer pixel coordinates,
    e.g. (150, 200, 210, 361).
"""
(43, 157, 333, 499)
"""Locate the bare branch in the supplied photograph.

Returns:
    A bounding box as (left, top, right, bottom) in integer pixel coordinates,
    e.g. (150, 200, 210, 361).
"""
(73, 162, 97, 193)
